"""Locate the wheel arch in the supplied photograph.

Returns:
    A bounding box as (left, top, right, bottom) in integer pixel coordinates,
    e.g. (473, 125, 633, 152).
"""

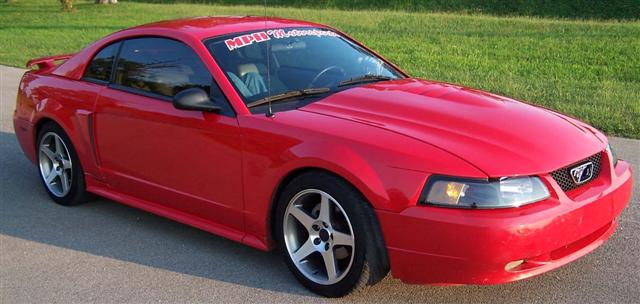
(267, 166, 381, 250)
(32, 115, 92, 175)
(267, 167, 374, 247)
(267, 166, 391, 287)
(33, 117, 58, 147)
(33, 116, 76, 152)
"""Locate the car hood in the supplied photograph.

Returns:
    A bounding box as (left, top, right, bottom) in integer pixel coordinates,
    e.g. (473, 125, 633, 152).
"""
(300, 79, 605, 177)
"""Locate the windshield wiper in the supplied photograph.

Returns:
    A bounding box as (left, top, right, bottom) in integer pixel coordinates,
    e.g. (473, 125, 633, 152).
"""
(339, 74, 394, 87)
(246, 87, 331, 108)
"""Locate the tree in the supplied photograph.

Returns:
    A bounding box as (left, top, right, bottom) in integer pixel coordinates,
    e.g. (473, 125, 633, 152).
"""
(60, 0, 72, 11)
(95, 0, 118, 3)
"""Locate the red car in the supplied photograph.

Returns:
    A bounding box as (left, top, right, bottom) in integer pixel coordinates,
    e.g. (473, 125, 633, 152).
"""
(13, 17, 633, 297)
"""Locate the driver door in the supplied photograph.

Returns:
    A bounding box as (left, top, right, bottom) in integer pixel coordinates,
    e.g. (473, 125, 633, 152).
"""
(93, 37, 244, 232)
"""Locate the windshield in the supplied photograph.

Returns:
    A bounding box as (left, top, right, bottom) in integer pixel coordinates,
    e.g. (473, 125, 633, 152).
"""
(204, 27, 404, 106)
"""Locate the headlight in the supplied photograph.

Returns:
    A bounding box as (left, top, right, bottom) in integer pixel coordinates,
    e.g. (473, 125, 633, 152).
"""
(419, 176, 550, 209)
(606, 143, 618, 167)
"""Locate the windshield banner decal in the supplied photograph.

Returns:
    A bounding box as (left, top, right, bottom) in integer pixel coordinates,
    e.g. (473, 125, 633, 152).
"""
(225, 29, 339, 51)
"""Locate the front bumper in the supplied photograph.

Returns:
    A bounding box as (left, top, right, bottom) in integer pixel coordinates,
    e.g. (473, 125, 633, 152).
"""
(377, 159, 633, 285)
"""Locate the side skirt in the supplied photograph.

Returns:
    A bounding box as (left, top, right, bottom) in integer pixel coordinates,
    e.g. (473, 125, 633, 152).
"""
(84, 175, 269, 252)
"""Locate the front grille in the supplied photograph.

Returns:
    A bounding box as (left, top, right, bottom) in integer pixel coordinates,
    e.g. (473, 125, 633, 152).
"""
(550, 152, 602, 192)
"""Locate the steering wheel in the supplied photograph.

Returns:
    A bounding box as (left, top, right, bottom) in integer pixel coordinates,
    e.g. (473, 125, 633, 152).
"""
(308, 65, 346, 88)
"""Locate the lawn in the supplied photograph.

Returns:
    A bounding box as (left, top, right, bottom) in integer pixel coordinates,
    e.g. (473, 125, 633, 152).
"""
(1, 0, 639, 138)
(132, 0, 640, 20)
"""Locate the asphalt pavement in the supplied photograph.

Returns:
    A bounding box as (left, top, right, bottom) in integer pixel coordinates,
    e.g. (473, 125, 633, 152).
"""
(1, 65, 639, 303)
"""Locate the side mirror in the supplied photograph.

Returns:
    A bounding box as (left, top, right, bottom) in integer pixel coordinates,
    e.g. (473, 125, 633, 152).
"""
(173, 88, 221, 112)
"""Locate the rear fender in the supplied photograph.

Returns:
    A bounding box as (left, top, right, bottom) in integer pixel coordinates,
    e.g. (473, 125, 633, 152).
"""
(18, 74, 102, 178)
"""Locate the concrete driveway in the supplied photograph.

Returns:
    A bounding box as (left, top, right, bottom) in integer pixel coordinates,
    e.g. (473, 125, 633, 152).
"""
(1, 65, 638, 303)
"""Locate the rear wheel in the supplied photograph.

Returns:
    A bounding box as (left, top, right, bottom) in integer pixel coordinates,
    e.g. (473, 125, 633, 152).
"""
(37, 122, 88, 206)
(275, 172, 389, 297)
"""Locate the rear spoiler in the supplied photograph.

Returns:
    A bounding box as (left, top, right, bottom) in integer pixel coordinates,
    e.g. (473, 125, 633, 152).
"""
(26, 53, 75, 70)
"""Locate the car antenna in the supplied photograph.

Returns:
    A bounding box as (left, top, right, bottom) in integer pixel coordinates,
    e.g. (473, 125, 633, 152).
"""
(264, 0, 274, 118)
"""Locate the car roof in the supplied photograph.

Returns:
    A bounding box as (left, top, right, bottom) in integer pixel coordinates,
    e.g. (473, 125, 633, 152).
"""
(51, 16, 335, 81)
(125, 16, 325, 40)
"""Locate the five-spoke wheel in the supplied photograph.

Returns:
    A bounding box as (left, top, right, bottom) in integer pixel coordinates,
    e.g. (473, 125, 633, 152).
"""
(284, 189, 355, 285)
(36, 122, 88, 205)
(276, 172, 389, 297)
(38, 132, 73, 197)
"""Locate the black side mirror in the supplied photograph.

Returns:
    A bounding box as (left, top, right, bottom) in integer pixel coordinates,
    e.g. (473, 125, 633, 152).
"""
(173, 88, 221, 112)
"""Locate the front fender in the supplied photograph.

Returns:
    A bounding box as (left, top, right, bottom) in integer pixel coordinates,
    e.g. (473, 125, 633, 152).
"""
(238, 111, 484, 250)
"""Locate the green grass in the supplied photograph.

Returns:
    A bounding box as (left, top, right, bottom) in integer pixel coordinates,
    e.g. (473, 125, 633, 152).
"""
(132, 0, 640, 21)
(1, 0, 639, 138)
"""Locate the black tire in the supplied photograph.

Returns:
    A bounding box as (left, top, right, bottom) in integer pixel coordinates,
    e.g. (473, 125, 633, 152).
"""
(274, 171, 389, 297)
(36, 122, 88, 206)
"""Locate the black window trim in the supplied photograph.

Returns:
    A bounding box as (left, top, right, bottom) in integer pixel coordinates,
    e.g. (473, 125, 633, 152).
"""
(81, 77, 110, 86)
(107, 83, 173, 102)
(109, 40, 124, 84)
(82, 35, 236, 117)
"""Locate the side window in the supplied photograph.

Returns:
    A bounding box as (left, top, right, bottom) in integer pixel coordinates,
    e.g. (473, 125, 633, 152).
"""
(114, 37, 212, 98)
(84, 42, 120, 82)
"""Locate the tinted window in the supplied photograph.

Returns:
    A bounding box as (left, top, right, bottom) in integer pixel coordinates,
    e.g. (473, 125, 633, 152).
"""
(84, 42, 119, 82)
(205, 28, 402, 105)
(115, 38, 212, 97)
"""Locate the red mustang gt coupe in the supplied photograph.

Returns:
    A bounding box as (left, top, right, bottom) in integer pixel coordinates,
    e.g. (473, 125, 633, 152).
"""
(13, 17, 633, 297)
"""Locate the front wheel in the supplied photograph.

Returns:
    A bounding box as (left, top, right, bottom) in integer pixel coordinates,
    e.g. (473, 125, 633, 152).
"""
(275, 172, 389, 297)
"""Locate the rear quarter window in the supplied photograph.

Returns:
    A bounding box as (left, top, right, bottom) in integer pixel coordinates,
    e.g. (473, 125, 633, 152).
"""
(84, 42, 120, 83)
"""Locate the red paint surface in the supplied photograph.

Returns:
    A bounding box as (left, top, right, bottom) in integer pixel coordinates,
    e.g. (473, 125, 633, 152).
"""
(13, 17, 633, 285)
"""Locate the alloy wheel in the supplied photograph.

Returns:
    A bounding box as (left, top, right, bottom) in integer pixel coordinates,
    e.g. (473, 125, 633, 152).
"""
(38, 132, 73, 197)
(283, 189, 355, 285)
